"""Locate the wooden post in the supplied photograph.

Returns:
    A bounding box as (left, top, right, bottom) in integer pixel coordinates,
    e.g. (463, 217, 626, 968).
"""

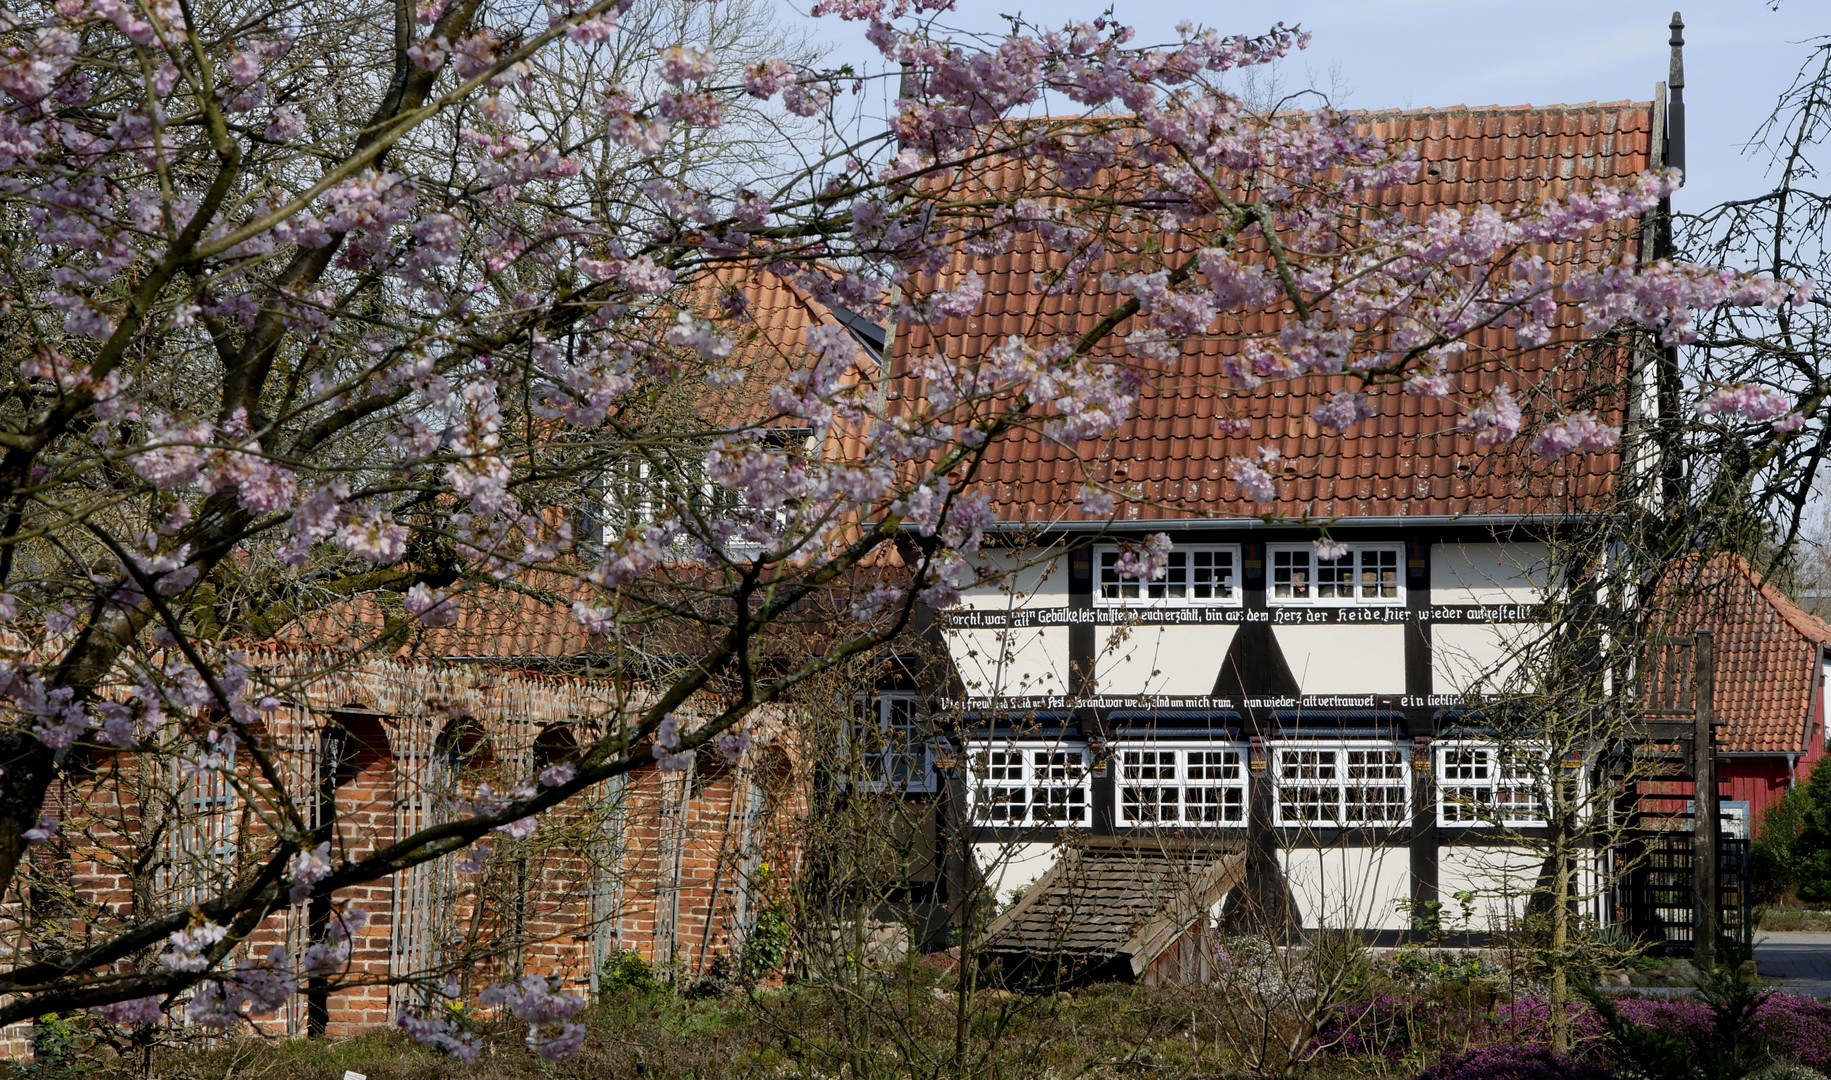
(1693, 631, 1717, 967)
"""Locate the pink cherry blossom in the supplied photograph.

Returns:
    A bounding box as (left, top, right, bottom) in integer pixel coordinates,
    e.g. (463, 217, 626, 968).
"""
(1312, 538, 1349, 560)
(285, 841, 332, 904)
(744, 58, 796, 98)
(398, 1008, 480, 1063)
(1227, 455, 1278, 503)
(1311, 389, 1375, 433)
(1459, 386, 1523, 447)
(404, 583, 459, 626)
(334, 509, 408, 563)
(0, 0, 1811, 1047)
(1530, 411, 1622, 459)
(1110, 533, 1172, 581)
(1693, 383, 1796, 426)
(658, 45, 715, 85)
(90, 997, 163, 1025)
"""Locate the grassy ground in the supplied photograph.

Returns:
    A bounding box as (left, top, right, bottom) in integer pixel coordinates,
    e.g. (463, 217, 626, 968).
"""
(14, 946, 1826, 1079)
(1761, 906, 1831, 933)
(10, 981, 1485, 1080)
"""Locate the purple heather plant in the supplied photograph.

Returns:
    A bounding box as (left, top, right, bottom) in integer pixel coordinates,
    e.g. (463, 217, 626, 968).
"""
(1414, 1044, 1612, 1080)
(1475, 992, 1831, 1072)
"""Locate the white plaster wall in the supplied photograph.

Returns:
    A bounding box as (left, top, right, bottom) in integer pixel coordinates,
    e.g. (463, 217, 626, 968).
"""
(1094, 624, 1239, 697)
(957, 550, 1069, 611)
(1436, 844, 1545, 933)
(1272, 626, 1407, 695)
(1278, 845, 1414, 931)
(973, 841, 1060, 906)
(1429, 542, 1551, 606)
(945, 627, 1070, 698)
(1431, 622, 1539, 695)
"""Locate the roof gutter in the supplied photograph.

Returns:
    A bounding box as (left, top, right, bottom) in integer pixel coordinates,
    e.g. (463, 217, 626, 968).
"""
(956, 513, 1588, 534)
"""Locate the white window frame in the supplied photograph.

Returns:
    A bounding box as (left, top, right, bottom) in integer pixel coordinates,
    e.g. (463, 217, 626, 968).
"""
(1114, 741, 1249, 827)
(966, 741, 1092, 826)
(1435, 740, 1548, 827)
(1270, 741, 1411, 827)
(1267, 543, 1405, 607)
(851, 694, 938, 794)
(1094, 543, 1242, 608)
(601, 452, 788, 560)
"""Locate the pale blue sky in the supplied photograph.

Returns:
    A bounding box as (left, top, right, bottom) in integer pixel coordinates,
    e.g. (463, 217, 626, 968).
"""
(781, 0, 1828, 213)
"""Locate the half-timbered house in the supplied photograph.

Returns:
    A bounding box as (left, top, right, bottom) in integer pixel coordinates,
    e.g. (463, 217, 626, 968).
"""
(859, 94, 1667, 948)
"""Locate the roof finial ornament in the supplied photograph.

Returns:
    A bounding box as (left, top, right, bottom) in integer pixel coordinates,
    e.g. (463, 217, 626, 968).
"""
(1666, 11, 1686, 178)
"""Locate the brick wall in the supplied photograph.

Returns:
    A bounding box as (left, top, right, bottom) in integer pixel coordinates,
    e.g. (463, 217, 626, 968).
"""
(5, 654, 808, 1050)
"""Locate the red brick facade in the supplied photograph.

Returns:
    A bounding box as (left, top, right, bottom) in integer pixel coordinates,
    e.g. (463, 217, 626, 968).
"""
(14, 655, 806, 1041)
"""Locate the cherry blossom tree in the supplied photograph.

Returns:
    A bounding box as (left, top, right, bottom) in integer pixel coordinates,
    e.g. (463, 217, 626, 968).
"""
(1675, 38, 1831, 562)
(0, 0, 1807, 1058)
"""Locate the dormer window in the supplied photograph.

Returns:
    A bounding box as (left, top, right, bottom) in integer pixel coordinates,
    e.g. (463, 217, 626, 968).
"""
(1094, 544, 1241, 607)
(595, 429, 813, 559)
(1268, 544, 1403, 606)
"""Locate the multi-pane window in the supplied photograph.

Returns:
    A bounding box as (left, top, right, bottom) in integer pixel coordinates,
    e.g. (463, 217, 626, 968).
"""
(1115, 744, 1248, 826)
(1436, 742, 1546, 826)
(1268, 544, 1403, 605)
(1271, 743, 1411, 826)
(1095, 545, 1241, 607)
(598, 433, 810, 556)
(967, 742, 1092, 826)
(853, 694, 936, 793)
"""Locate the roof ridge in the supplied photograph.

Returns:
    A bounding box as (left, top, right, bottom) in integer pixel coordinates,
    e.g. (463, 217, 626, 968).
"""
(1352, 99, 1651, 120)
(1752, 572, 1831, 646)
(1693, 551, 1831, 645)
(984, 100, 1652, 129)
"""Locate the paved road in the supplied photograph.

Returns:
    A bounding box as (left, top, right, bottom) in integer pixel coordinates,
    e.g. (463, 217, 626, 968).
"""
(1756, 931, 1831, 998)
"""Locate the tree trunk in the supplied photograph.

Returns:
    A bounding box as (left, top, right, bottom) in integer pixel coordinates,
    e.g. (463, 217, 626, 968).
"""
(1549, 837, 1571, 1057)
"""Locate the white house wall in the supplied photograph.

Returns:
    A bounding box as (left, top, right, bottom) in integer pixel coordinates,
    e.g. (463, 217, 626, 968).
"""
(973, 841, 1060, 906)
(1272, 625, 1407, 695)
(945, 627, 1070, 698)
(1432, 622, 1539, 695)
(1278, 845, 1413, 931)
(1430, 542, 1549, 606)
(958, 551, 1068, 612)
(1436, 845, 1547, 933)
(1094, 624, 1239, 697)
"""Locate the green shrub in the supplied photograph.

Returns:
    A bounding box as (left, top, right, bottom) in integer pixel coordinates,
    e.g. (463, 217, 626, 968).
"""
(599, 948, 661, 997)
(22, 1013, 87, 1080)
(738, 902, 790, 986)
(1756, 757, 1831, 903)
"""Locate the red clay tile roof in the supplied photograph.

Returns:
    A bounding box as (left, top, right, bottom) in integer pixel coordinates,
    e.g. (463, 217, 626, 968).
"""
(274, 581, 600, 661)
(1663, 554, 1831, 754)
(262, 265, 891, 661)
(890, 101, 1656, 522)
(685, 265, 882, 428)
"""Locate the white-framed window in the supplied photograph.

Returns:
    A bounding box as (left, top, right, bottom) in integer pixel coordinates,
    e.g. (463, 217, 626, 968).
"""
(1436, 741, 1546, 827)
(1270, 742, 1411, 826)
(1268, 544, 1403, 606)
(852, 694, 937, 793)
(1115, 742, 1248, 827)
(1095, 544, 1241, 607)
(967, 741, 1092, 826)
